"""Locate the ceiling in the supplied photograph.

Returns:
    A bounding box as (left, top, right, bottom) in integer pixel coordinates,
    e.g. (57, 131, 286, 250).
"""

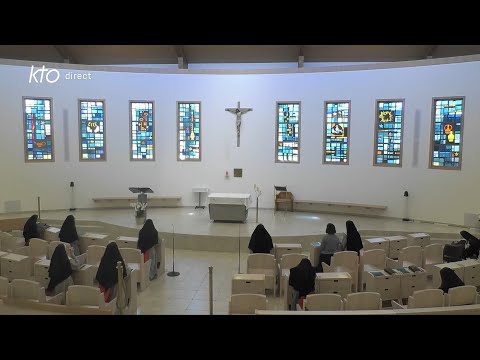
(1, 45, 479, 68)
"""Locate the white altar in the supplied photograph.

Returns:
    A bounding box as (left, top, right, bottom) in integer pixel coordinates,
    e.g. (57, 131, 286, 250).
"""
(208, 193, 251, 222)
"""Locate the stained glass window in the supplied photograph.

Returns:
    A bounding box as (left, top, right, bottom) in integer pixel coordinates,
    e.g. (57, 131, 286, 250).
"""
(324, 101, 350, 164)
(23, 97, 54, 161)
(276, 102, 300, 163)
(374, 99, 404, 166)
(430, 97, 464, 169)
(129, 101, 154, 160)
(178, 102, 201, 161)
(79, 100, 105, 160)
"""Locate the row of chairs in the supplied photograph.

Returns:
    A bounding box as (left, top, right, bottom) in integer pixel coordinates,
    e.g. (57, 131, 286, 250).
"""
(0, 231, 24, 252)
(246, 253, 309, 297)
(229, 294, 267, 314)
(85, 245, 151, 291)
(360, 244, 444, 288)
(1, 233, 152, 291)
(0, 277, 63, 304)
(301, 292, 382, 311)
(392, 286, 480, 309)
(1, 276, 137, 314)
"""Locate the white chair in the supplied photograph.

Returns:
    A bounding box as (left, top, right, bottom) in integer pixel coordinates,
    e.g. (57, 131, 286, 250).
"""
(322, 251, 359, 292)
(0, 276, 9, 299)
(406, 289, 445, 308)
(229, 294, 267, 314)
(247, 253, 277, 297)
(304, 293, 343, 311)
(9, 279, 62, 304)
(360, 249, 387, 290)
(66, 285, 116, 312)
(397, 246, 423, 268)
(0, 232, 24, 252)
(119, 248, 152, 291)
(10, 230, 24, 238)
(445, 285, 480, 306)
(344, 292, 382, 310)
(422, 244, 444, 274)
(278, 253, 308, 296)
(14, 238, 48, 274)
(86, 245, 106, 266)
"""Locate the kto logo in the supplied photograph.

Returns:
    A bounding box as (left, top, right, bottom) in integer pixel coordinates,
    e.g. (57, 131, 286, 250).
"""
(29, 65, 60, 84)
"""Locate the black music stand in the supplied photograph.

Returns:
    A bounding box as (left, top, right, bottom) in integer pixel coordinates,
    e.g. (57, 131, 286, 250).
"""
(129, 187, 154, 221)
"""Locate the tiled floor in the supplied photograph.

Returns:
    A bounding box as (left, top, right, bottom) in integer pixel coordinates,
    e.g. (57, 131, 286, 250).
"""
(137, 248, 284, 315)
(2, 207, 478, 315)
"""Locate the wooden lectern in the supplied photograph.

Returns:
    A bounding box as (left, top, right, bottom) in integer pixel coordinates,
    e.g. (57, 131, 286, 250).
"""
(274, 185, 294, 213)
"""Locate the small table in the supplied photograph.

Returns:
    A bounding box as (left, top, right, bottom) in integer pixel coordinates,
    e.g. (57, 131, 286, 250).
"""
(1, 253, 30, 281)
(193, 187, 209, 209)
(34, 259, 51, 288)
(231, 273, 265, 295)
(456, 259, 480, 286)
(115, 236, 138, 249)
(275, 243, 303, 264)
(72, 264, 96, 286)
(315, 272, 352, 298)
(79, 233, 109, 254)
(44, 227, 61, 242)
(385, 236, 408, 259)
(366, 270, 402, 301)
(407, 233, 431, 247)
(395, 266, 428, 299)
(363, 237, 389, 252)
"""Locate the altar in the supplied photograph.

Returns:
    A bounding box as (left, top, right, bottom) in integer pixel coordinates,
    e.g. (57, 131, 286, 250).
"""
(208, 193, 251, 222)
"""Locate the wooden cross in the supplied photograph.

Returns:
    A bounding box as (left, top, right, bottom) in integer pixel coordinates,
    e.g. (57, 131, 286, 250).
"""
(225, 101, 253, 147)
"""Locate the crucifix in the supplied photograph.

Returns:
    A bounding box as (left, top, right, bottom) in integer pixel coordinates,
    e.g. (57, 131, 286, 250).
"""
(225, 101, 253, 147)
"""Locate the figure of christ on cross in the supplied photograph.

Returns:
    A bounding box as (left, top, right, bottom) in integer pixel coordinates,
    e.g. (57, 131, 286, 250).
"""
(225, 101, 253, 147)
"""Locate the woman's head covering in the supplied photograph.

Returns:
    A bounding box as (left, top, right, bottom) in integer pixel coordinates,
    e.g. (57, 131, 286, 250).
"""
(23, 214, 39, 242)
(138, 219, 159, 253)
(460, 230, 480, 258)
(96, 242, 127, 289)
(346, 220, 363, 254)
(439, 267, 465, 293)
(47, 244, 73, 291)
(326, 223, 336, 235)
(59, 215, 79, 244)
(248, 224, 273, 253)
(288, 258, 316, 298)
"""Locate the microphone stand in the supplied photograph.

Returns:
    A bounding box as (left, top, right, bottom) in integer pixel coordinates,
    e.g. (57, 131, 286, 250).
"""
(167, 224, 180, 277)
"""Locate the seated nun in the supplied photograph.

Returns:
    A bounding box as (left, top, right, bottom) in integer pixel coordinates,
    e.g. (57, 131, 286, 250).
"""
(59, 215, 81, 256)
(439, 267, 465, 294)
(137, 219, 160, 280)
(95, 242, 130, 303)
(288, 258, 316, 310)
(248, 224, 273, 254)
(46, 244, 82, 304)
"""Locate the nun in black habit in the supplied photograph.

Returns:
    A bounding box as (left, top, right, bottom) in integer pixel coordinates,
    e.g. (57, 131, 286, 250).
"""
(439, 267, 465, 293)
(46, 244, 82, 303)
(95, 242, 129, 303)
(23, 214, 40, 246)
(460, 230, 480, 259)
(288, 258, 316, 310)
(345, 220, 363, 255)
(59, 215, 81, 256)
(138, 219, 160, 280)
(248, 224, 273, 254)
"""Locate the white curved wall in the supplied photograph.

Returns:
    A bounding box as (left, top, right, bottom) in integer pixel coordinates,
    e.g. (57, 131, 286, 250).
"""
(0, 58, 479, 225)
